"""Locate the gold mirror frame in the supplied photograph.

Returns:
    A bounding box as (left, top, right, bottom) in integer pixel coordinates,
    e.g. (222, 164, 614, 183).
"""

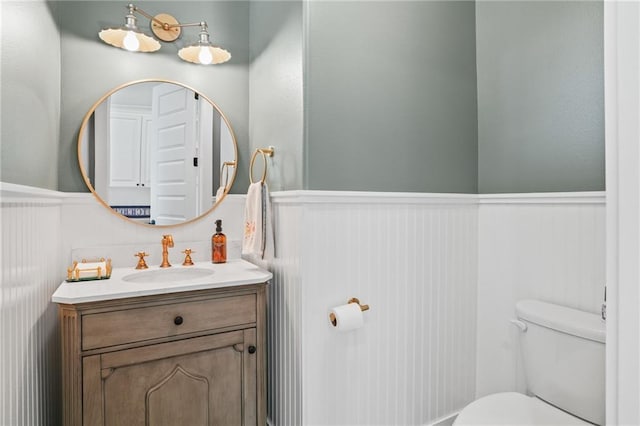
(77, 78, 238, 228)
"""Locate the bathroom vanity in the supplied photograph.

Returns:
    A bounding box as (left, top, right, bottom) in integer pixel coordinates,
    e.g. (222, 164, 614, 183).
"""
(52, 259, 271, 426)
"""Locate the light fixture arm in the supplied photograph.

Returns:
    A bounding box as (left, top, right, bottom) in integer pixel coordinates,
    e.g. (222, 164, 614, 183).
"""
(128, 4, 208, 34)
(166, 21, 208, 30)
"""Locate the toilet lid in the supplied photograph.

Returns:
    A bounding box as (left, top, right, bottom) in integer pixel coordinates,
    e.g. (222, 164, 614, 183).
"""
(454, 392, 592, 425)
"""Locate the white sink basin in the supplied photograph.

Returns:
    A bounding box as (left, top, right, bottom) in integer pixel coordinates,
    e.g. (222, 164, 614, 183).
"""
(122, 268, 214, 284)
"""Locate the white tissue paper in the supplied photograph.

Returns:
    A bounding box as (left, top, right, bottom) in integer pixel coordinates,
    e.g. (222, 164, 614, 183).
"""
(330, 303, 364, 331)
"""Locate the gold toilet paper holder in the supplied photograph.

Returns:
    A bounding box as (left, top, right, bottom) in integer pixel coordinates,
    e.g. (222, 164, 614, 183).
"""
(329, 297, 370, 326)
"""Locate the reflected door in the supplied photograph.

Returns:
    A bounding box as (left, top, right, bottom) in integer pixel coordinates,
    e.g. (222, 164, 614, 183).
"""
(150, 84, 198, 225)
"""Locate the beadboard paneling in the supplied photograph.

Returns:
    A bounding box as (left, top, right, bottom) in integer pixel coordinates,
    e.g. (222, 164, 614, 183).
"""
(476, 193, 606, 398)
(269, 192, 478, 426)
(0, 184, 606, 426)
(267, 203, 304, 426)
(1, 185, 64, 426)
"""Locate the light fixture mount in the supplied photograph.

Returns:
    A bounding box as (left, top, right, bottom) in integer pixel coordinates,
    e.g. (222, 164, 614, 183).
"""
(150, 13, 181, 42)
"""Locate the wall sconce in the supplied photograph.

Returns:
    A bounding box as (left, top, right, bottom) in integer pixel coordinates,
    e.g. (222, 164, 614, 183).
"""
(98, 3, 231, 65)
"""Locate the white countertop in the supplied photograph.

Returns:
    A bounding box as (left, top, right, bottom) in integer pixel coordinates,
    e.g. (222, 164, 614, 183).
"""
(51, 259, 272, 304)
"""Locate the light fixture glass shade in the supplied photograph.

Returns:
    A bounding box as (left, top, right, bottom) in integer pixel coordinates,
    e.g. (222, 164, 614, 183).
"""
(99, 27, 161, 52)
(178, 25, 230, 65)
(178, 44, 231, 65)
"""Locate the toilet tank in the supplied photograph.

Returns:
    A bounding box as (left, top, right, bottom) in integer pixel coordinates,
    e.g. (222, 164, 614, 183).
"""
(516, 300, 605, 426)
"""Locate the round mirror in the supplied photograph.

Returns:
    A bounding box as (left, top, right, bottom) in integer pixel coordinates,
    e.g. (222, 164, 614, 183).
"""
(78, 79, 238, 227)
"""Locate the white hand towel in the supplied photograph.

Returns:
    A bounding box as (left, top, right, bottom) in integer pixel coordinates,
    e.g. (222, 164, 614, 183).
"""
(243, 182, 263, 257)
(261, 182, 275, 261)
(242, 182, 275, 260)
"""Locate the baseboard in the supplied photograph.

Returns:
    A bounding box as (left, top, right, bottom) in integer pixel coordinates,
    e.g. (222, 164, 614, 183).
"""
(266, 412, 458, 426)
(425, 412, 459, 426)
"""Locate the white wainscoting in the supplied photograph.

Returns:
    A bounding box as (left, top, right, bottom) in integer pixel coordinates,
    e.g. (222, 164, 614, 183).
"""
(476, 192, 606, 398)
(269, 192, 479, 426)
(0, 184, 606, 426)
(267, 203, 304, 426)
(0, 183, 64, 425)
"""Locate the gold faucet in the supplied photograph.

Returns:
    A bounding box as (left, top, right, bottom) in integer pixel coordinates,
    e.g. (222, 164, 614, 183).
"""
(160, 234, 174, 268)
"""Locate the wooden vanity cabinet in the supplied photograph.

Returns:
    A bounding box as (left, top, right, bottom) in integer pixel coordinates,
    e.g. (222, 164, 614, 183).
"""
(59, 283, 267, 426)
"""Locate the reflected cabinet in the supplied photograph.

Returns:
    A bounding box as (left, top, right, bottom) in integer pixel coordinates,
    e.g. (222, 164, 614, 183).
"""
(58, 284, 267, 425)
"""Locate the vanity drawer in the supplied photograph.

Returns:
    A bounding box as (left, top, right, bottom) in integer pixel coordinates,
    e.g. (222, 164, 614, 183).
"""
(81, 294, 256, 350)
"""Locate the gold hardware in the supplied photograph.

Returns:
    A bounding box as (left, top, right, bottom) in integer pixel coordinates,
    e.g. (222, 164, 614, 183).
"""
(182, 249, 195, 266)
(220, 161, 236, 190)
(150, 13, 181, 42)
(134, 252, 149, 269)
(249, 146, 275, 184)
(160, 234, 174, 268)
(329, 297, 370, 326)
(348, 297, 370, 311)
(105, 258, 113, 277)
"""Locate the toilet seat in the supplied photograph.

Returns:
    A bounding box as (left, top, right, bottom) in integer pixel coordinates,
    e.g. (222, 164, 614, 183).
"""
(453, 392, 592, 425)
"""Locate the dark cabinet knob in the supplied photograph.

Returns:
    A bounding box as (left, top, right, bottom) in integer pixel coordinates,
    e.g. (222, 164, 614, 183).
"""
(174, 316, 183, 325)
(248, 345, 257, 354)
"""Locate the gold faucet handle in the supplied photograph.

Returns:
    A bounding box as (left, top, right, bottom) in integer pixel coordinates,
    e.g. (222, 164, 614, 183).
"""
(162, 234, 174, 247)
(134, 252, 150, 269)
(182, 249, 195, 266)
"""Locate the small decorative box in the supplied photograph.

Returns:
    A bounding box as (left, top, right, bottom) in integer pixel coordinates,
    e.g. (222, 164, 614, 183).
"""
(66, 258, 112, 282)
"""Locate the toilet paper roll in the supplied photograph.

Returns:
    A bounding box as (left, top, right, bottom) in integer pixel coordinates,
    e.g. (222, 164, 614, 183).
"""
(329, 303, 364, 331)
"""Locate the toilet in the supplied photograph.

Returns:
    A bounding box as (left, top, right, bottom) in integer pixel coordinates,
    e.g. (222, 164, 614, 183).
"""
(455, 299, 606, 425)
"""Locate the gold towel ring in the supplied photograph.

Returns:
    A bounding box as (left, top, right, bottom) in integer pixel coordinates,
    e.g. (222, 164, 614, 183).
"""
(249, 146, 275, 184)
(220, 161, 236, 188)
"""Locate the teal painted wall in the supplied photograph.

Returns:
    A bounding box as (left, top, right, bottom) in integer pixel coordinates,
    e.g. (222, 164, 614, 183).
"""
(1, 1, 60, 190)
(1, 1, 604, 195)
(305, 1, 479, 193)
(249, 1, 303, 191)
(476, 1, 604, 193)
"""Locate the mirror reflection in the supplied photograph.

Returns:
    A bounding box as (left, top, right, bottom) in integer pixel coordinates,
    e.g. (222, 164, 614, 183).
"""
(78, 80, 237, 226)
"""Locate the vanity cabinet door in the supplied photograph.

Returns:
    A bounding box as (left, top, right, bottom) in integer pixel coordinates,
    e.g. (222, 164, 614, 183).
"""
(83, 329, 258, 426)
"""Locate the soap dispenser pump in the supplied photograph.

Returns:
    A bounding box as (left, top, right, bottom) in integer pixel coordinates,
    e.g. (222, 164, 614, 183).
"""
(212, 219, 227, 264)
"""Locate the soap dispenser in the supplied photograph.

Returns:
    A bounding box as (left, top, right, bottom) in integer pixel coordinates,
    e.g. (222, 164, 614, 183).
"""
(212, 219, 227, 264)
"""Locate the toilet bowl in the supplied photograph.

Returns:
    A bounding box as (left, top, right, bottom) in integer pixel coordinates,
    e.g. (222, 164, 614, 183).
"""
(454, 300, 605, 426)
(454, 392, 591, 425)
